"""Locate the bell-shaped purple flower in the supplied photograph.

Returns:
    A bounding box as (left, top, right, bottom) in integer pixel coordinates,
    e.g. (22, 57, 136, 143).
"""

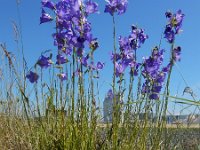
(155, 72, 166, 83)
(173, 46, 181, 62)
(40, 9, 53, 24)
(174, 10, 184, 34)
(119, 36, 131, 52)
(56, 54, 67, 65)
(164, 25, 175, 43)
(26, 71, 39, 83)
(42, 0, 55, 10)
(149, 93, 159, 100)
(104, 0, 128, 16)
(162, 63, 171, 73)
(110, 52, 121, 61)
(142, 81, 150, 94)
(37, 55, 53, 68)
(85, 0, 98, 15)
(115, 61, 127, 77)
(81, 55, 89, 67)
(74, 37, 86, 49)
(96, 62, 104, 70)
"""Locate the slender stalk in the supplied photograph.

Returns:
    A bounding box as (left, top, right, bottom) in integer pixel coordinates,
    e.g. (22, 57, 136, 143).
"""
(72, 48, 76, 121)
(71, 48, 76, 146)
(127, 47, 137, 115)
(89, 50, 96, 149)
(112, 15, 117, 94)
(161, 42, 175, 149)
(111, 14, 119, 149)
(164, 42, 175, 115)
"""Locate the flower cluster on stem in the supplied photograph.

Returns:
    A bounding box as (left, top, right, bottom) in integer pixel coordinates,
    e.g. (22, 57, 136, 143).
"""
(27, 0, 104, 83)
(112, 25, 148, 77)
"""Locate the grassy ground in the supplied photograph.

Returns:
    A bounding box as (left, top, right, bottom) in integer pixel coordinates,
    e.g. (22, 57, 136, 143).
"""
(1, 113, 200, 150)
(0, 1, 199, 149)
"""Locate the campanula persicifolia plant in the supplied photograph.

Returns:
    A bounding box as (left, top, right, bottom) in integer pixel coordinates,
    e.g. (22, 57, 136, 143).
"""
(29, 0, 185, 149)
(2, 0, 198, 150)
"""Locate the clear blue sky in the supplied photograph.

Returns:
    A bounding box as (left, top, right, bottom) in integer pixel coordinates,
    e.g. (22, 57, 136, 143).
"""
(0, 0, 200, 114)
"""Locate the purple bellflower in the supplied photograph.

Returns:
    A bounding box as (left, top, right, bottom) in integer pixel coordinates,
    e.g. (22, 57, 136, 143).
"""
(56, 54, 67, 65)
(37, 55, 53, 68)
(42, 0, 55, 10)
(172, 46, 181, 62)
(96, 62, 105, 70)
(26, 71, 39, 83)
(164, 10, 184, 43)
(105, 0, 128, 16)
(85, 0, 98, 15)
(40, 9, 53, 24)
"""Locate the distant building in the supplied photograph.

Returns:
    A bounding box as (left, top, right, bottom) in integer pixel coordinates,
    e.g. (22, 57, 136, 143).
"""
(103, 95, 113, 123)
(103, 90, 122, 123)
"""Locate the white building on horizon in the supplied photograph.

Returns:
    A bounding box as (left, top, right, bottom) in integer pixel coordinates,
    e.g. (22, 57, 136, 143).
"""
(103, 92, 113, 123)
(103, 90, 122, 123)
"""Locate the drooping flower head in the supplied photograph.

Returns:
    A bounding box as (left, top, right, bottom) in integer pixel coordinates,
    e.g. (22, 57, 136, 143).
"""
(42, 0, 55, 10)
(85, 0, 98, 15)
(26, 71, 39, 83)
(115, 61, 127, 77)
(37, 55, 53, 68)
(40, 9, 53, 24)
(172, 46, 181, 62)
(104, 0, 128, 16)
(56, 54, 67, 65)
(96, 62, 105, 70)
(164, 10, 184, 43)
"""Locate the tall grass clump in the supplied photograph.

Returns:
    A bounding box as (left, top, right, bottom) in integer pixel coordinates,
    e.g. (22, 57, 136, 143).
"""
(0, 0, 200, 149)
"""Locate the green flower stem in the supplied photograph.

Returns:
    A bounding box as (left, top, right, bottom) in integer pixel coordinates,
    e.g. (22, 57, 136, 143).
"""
(161, 42, 175, 149)
(111, 14, 119, 150)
